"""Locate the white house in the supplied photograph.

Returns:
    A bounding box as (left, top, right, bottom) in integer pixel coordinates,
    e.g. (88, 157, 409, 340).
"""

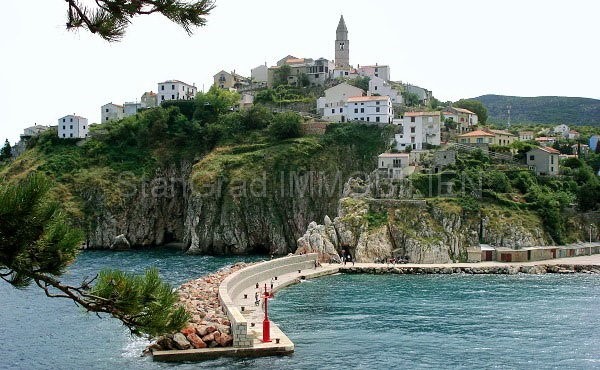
(357, 64, 390, 81)
(378, 152, 411, 179)
(251, 64, 268, 84)
(317, 83, 364, 122)
(332, 67, 359, 80)
(526, 146, 560, 176)
(442, 107, 478, 132)
(101, 103, 124, 123)
(368, 77, 402, 105)
(124, 102, 142, 117)
(552, 124, 569, 136)
(394, 111, 441, 150)
(345, 95, 393, 124)
(157, 80, 197, 104)
(58, 115, 89, 139)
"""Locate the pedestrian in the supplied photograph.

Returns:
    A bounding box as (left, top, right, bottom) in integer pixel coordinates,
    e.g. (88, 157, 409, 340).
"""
(347, 251, 354, 266)
(255, 291, 259, 306)
(270, 277, 274, 290)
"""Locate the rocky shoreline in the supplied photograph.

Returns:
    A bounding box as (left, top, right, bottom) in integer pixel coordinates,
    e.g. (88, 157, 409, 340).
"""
(147, 262, 254, 353)
(340, 264, 600, 275)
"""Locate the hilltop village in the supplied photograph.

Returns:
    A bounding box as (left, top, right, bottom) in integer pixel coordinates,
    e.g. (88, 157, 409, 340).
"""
(3, 16, 600, 265)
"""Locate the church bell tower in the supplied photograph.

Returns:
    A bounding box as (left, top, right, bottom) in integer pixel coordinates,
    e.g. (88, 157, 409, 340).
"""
(335, 15, 350, 68)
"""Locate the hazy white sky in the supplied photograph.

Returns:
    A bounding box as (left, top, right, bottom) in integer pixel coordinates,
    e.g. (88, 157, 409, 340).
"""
(1, 0, 599, 144)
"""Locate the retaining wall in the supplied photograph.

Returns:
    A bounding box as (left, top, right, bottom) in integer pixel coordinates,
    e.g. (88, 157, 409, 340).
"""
(218, 254, 319, 348)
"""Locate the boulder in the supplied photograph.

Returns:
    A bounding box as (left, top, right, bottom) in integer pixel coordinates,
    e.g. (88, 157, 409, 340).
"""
(180, 326, 196, 336)
(156, 335, 174, 350)
(201, 333, 215, 343)
(216, 333, 233, 347)
(196, 325, 209, 337)
(110, 234, 130, 251)
(172, 333, 191, 350)
(186, 333, 207, 349)
(206, 325, 217, 334)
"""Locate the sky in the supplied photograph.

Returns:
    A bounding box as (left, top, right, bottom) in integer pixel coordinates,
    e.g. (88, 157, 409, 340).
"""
(1, 0, 599, 144)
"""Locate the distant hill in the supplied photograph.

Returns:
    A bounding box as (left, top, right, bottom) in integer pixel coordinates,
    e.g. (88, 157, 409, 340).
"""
(471, 94, 600, 126)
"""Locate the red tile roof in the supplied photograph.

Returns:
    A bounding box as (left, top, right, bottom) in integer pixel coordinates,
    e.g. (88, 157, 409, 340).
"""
(457, 130, 495, 137)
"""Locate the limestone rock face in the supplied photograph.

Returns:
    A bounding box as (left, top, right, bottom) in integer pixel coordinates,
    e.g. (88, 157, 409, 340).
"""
(109, 234, 130, 251)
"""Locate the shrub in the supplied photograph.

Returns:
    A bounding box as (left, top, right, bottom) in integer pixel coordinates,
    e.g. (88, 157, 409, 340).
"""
(268, 112, 302, 140)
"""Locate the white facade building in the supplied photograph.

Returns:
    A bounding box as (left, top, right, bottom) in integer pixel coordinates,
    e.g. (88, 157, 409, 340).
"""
(58, 115, 89, 139)
(157, 80, 197, 104)
(251, 64, 268, 84)
(357, 64, 390, 81)
(378, 152, 410, 179)
(368, 77, 402, 105)
(394, 111, 441, 150)
(345, 96, 393, 124)
(317, 83, 364, 122)
(101, 103, 124, 123)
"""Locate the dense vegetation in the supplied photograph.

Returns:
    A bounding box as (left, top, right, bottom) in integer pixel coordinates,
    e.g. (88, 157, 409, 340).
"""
(473, 94, 600, 126)
(410, 148, 600, 244)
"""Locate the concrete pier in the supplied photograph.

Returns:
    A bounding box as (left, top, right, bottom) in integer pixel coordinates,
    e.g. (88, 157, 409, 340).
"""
(153, 253, 600, 362)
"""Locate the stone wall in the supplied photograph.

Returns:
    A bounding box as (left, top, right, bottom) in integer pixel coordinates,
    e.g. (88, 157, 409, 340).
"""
(218, 253, 318, 348)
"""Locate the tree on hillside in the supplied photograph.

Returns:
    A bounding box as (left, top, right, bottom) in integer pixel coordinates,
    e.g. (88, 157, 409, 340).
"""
(273, 64, 292, 87)
(0, 139, 11, 161)
(194, 86, 240, 124)
(402, 91, 420, 107)
(63, 0, 215, 41)
(0, 174, 189, 336)
(268, 112, 302, 140)
(454, 99, 488, 124)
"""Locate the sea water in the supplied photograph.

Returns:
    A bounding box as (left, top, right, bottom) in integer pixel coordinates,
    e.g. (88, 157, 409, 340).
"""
(1, 249, 599, 369)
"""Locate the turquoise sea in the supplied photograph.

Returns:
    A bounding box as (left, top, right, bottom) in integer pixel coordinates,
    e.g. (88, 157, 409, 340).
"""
(1, 249, 599, 369)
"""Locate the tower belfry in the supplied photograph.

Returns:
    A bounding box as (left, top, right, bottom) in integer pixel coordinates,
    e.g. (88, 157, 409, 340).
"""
(335, 15, 349, 68)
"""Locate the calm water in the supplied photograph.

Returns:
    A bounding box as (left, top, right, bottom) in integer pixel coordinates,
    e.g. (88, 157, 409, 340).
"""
(1, 250, 599, 369)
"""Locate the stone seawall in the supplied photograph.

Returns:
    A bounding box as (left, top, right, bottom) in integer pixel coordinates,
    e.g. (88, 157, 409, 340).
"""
(340, 264, 600, 275)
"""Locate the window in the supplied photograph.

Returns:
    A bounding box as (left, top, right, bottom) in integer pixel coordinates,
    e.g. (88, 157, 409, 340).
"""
(105, 108, 109, 112)
(376, 101, 380, 105)
(551, 167, 554, 172)
(360, 117, 364, 121)
(172, 95, 175, 99)
(105, 117, 108, 121)
(83, 126, 86, 129)
(171, 84, 175, 90)
(376, 107, 380, 113)
(361, 103, 364, 105)
(375, 86, 378, 91)
(69, 133, 73, 138)
(375, 68, 378, 72)
(62, 133, 65, 138)
(411, 117, 415, 123)
(161, 85, 164, 90)
(360, 108, 364, 113)
(339, 108, 343, 113)
(367, 117, 370, 122)
(529, 155, 535, 161)
(331, 109, 335, 114)
(70, 125, 73, 129)
(393, 159, 402, 168)
(70, 118, 73, 122)
(375, 73, 378, 77)
(410, 127, 416, 133)
(376, 117, 380, 123)
(551, 156, 554, 164)
(354, 108, 358, 113)
(62, 125, 65, 129)
(161, 95, 165, 100)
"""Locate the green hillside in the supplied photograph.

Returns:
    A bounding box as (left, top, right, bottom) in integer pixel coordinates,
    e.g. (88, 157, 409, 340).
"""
(472, 94, 600, 126)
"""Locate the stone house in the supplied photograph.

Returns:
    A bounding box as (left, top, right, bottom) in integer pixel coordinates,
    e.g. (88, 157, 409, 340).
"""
(214, 70, 248, 90)
(394, 111, 441, 150)
(317, 83, 364, 122)
(58, 115, 89, 139)
(552, 124, 569, 136)
(357, 64, 390, 81)
(124, 102, 142, 117)
(267, 56, 332, 87)
(526, 146, 560, 176)
(157, 80, 197, 104)
(431, 150, 456, 173)
(345, 95, 393, 124)
(141, 91, 158, 108)
(101, 103, 124, 123)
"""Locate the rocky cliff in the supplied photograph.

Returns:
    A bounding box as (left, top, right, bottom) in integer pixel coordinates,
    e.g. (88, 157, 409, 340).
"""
(297, 177, 553, 263)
